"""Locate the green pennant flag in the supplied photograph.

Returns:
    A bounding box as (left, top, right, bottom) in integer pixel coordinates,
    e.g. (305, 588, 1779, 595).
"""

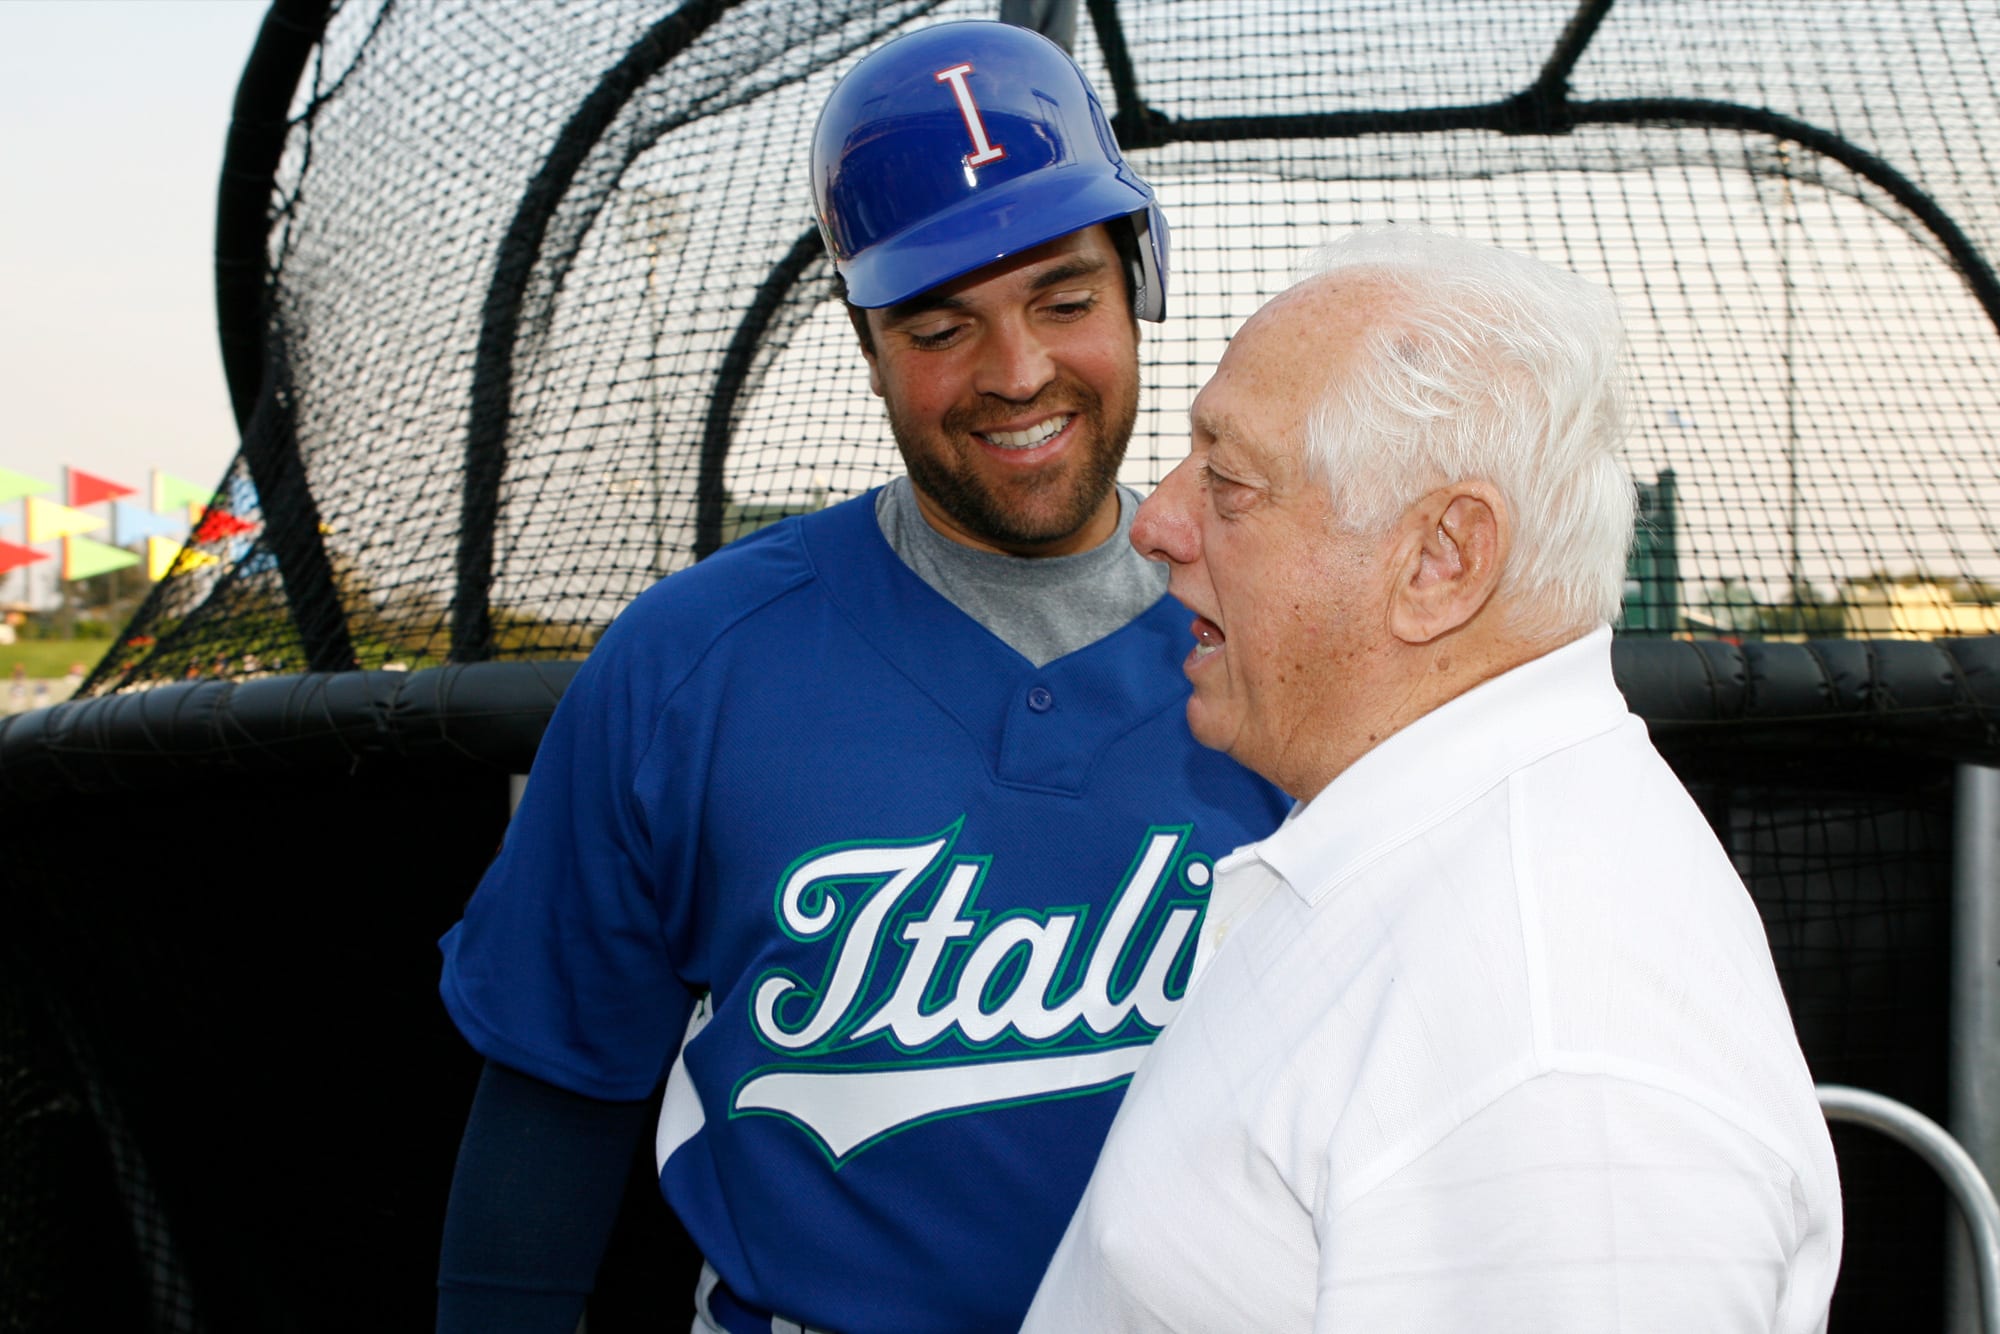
(152, 471, 211, 515)
(0, 467, 54, 505)
(63, 535, 142, 581)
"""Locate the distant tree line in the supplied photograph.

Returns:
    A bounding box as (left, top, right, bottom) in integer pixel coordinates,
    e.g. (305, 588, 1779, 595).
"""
(1692, 569, 1999, 636)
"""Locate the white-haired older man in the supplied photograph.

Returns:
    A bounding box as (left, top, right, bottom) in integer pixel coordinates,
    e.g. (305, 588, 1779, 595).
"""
(1025, 226, 1842, 1332)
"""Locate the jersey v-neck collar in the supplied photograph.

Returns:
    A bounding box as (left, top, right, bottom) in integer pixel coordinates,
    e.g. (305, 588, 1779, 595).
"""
(796, 491, 1197, 795)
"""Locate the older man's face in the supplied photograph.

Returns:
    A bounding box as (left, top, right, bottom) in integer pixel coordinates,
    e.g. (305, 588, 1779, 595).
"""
(1131, 279, 1395, 797)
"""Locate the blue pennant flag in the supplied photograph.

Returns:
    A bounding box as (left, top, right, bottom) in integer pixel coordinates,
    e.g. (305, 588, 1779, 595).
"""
(112, 500, 192, 548)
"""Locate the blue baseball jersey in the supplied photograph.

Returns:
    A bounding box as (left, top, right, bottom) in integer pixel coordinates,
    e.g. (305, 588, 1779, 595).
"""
(440, 490, 1290, 1332)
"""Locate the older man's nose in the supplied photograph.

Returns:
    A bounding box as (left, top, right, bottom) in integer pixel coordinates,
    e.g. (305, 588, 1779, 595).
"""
(1133, 458, 1200, 564)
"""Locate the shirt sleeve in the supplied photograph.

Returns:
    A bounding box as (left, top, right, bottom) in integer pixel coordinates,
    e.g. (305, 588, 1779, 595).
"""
(1315, 1071, 1810, 1333)
(439, 600, 703, 1101)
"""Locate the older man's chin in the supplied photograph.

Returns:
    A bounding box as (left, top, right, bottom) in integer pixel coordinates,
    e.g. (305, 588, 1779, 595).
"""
(1182, 694, 1235, 758)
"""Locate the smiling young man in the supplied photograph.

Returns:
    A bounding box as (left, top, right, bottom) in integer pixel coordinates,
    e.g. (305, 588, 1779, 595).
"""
(433, 21, 1287, 1334)
(1027, 226, 1840, 1332)
(865, 225, 1137, 558)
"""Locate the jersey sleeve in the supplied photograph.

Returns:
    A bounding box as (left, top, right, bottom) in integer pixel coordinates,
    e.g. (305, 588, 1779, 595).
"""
(439, 593, 703, 1101)
(1314, 1071, 1809, 1333)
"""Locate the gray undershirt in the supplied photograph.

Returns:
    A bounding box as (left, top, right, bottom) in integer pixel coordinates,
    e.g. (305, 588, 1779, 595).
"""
(875, 476, 1168, 667)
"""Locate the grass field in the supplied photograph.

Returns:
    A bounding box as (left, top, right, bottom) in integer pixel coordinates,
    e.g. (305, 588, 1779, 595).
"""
(0, 639, 113, 680)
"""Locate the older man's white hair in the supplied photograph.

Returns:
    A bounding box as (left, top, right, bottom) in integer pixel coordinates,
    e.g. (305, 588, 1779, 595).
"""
(1296, 224, 1637, 638)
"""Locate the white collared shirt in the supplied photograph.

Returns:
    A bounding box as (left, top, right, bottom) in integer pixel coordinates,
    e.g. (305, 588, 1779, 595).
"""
(1025, 629, 1841, 1333)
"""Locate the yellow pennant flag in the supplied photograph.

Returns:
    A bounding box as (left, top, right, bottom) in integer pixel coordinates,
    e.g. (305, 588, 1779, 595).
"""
(26, 495, 107, 543)
(147, 537, 216, 581)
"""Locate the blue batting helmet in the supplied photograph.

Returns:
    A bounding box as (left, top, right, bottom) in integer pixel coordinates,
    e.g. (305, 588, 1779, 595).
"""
(811, 21, 1168, 321)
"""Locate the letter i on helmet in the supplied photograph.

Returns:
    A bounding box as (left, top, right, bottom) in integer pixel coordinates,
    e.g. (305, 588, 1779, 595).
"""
(811, 20, 1169, 321)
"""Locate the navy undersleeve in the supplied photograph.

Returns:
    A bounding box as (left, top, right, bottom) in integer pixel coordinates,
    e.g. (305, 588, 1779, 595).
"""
(436, 1060, 654, 1334)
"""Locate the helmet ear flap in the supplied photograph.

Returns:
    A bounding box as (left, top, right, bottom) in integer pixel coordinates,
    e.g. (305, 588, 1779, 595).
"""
(1127, 202, 1169, 323)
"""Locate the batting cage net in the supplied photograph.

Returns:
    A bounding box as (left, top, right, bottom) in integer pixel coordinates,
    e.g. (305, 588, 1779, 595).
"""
(6, 2, 2000, 1331)
(85, 0, 2000, 692)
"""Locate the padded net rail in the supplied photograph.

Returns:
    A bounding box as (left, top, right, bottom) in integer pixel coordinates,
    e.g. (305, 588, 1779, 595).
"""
(84, 0, 2000, 690)
(4, 638, 1997, 796)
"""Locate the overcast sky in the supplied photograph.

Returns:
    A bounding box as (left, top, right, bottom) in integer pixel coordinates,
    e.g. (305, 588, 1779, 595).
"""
(1, 0, 268, 509)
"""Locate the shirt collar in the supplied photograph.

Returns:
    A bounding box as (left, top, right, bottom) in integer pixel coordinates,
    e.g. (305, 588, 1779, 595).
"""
(1234, 626, 1628, 905)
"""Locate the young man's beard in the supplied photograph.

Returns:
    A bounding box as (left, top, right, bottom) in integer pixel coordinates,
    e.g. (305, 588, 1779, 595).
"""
(888, 376, 1139, 555)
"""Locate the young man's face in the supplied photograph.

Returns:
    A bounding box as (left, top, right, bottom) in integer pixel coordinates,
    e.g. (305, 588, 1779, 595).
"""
(860, 224, 1139, 558)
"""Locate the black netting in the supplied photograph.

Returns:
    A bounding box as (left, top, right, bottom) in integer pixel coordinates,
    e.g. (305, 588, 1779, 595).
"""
(86, 0, 2000, 690)
(1693, 759, 1957, 1331)
(0, 765, 523, 1334)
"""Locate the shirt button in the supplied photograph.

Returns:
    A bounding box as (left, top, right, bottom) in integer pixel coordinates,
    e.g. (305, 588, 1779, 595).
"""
(1027, 685, 1055, 713)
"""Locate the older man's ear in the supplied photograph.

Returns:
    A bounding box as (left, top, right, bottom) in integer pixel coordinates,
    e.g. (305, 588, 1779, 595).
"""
(1387, 485, 1505, 646)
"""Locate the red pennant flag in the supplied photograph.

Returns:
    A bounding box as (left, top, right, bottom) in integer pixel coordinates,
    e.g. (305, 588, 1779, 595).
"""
(0, 540, 51, 576)
(193, 510, 257, 544)
(67, 467, 137, 507)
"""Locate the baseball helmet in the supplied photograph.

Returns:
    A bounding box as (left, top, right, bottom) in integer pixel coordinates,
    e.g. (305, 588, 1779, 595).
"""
(811, 21, 1169, 320)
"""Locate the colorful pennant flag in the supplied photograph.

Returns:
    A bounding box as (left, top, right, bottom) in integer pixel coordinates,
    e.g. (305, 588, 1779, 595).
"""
(25, 496, 108, 543)
(67, 467, 136, 508)
(192, 509, 257, 544)
(112, 500, 191, 548)
(63, 535, 141, 581)
(146, 536, 215, 581)
(152, 471, 211, 516)
(0, 540, 50, 576)
(0, 468, 54, 505)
